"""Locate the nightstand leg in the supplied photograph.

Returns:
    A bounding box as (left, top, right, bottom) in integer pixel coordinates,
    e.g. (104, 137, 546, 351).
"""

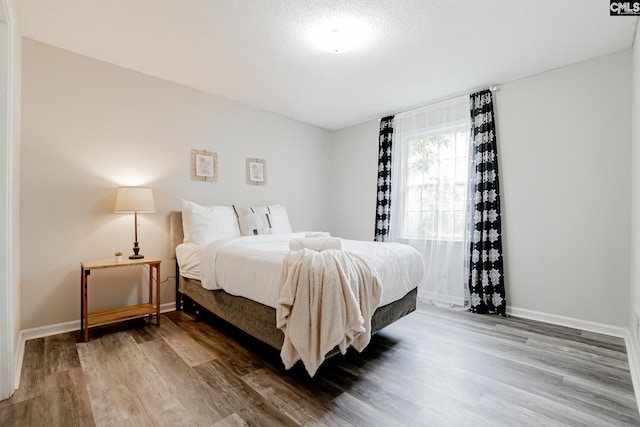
(82, 269, 90, 342)
(148, 264, 153, 322)
(156, 263, 161, 325)
(80, 267, 83, 339)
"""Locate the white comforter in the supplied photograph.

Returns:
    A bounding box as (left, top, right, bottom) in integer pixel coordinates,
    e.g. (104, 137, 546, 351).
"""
(186, 233, 423, 309)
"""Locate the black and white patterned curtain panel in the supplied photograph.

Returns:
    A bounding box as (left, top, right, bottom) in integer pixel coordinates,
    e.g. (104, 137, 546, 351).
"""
(467, 90, 506, 316)
(374, 115, 394, 242)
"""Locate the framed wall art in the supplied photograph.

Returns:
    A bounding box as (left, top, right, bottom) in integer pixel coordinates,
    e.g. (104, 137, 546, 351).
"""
(191, 149, 218, 182)
(246, 157, 266, 186)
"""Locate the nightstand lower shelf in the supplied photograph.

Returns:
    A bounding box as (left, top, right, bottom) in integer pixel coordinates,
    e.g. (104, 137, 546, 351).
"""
(87, 303, 158, 328)
(80, 257, 161, 342)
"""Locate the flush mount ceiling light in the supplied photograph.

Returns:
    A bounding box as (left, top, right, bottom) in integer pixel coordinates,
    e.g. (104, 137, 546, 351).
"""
(308, 17, 369, 54)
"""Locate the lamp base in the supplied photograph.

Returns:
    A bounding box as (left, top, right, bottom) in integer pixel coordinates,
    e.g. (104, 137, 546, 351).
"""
(130, 241, 144, 259)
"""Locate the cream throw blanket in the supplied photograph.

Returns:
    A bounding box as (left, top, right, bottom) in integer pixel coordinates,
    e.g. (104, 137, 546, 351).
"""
(276, 248, 382, 377)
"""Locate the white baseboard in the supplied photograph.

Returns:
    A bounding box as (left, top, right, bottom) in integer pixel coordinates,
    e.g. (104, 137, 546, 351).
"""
(13, 329, 22, 391)
(421, 295, 628, 337)
(506, 306, 628, 338)
(13, 302, 175, 390)
(625, 331, 640, 414)
(419, 291, 464, 307)
(424, 293, 630, 338)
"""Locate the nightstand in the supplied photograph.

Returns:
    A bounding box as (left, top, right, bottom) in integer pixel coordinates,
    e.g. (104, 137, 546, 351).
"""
(80, 257, 161, 342)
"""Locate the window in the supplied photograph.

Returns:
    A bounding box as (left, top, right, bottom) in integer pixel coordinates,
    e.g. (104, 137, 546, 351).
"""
(391, 96, 470, 242)
(405, 125, 469, 240)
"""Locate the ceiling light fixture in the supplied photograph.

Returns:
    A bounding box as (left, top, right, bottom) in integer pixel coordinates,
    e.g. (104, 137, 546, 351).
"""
(309, 17, 369, 54)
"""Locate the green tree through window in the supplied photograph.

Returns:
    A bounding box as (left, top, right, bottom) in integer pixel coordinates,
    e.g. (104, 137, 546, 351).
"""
(404, 127, 469, 240)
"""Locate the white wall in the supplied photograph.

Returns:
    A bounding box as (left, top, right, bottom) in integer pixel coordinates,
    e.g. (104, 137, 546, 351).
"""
(329, 120, 379, 240)
(332, 50, 632, 328)
(20, 38, 331, 330)
(629, 21, 640, 371)
(497, 50, 631, 327)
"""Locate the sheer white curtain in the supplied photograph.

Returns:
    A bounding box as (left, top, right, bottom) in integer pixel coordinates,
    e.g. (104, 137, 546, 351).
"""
(389, 96, 470, 306)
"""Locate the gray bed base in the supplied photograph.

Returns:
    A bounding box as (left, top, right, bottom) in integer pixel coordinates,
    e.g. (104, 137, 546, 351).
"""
(176, 271, 418, 351)
(170, 211, 417, 352)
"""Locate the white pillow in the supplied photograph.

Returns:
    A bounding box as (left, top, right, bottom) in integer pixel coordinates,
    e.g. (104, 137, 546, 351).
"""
(181, 199, 194, 243)
(182, 200, 241, 244)
(268, 205, 292, 234)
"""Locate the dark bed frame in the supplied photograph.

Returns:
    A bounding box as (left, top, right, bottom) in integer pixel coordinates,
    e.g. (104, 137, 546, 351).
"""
(170, 211, 417, 351)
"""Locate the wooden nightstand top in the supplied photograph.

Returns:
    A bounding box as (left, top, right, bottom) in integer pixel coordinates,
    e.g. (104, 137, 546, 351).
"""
(81, 257, 161, 270)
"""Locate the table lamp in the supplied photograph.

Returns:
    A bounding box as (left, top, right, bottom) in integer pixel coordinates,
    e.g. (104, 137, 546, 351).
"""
(115, 186, 155, 259)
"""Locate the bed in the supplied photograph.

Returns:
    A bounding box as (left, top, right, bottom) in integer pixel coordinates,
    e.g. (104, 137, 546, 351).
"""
(170, 207, 423, 372)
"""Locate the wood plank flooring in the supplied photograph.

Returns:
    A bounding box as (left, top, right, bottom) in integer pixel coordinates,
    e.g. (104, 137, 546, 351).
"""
(1, 303, 639, 426)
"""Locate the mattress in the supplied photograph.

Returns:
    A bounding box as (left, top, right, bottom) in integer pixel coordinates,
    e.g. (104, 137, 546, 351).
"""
(176, 233, 424, 309)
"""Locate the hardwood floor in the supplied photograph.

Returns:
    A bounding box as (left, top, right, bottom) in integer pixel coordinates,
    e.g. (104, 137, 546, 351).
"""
(1, 303, 639, 426)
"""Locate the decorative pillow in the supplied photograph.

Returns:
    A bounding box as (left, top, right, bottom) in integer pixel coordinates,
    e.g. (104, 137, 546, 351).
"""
(234, 205, 273, 236)
(234, 204, 293, 236)
(182, 200, 241, 244)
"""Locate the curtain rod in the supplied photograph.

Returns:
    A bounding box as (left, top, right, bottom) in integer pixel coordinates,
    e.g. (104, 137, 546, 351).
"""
(382, 84, 500, 119)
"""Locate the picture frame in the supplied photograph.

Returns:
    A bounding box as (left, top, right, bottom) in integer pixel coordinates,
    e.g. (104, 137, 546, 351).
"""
(246, 157, 266, 186)
(191, 149, 218, 182)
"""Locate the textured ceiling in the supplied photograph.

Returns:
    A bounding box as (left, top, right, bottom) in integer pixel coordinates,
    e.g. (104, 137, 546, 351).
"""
(17, 0, 639, 130)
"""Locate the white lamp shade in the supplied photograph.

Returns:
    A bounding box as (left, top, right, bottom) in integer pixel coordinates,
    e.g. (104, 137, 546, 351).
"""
(115, 187, 155, 213)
